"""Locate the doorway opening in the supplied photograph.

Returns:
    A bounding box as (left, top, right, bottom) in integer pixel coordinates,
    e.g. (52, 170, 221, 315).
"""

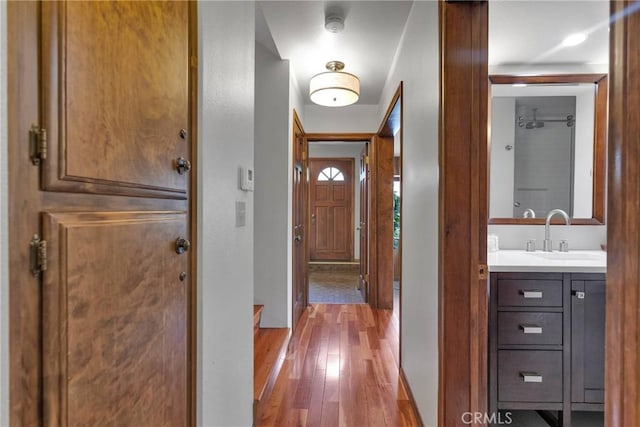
(386, 96, 402, 321)
(307, 143, 366, 305)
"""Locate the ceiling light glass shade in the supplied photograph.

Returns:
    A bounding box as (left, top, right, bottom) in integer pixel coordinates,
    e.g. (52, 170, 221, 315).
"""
(309, 62, 360, 107)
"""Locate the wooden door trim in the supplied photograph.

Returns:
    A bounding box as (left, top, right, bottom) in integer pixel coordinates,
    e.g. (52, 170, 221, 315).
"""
(377, 82, 403, 357)
(306, 133, 374, 141)
(188, 1, 198, 424)
(438, 1, 488, 425)
(606, 2, 640, 424)
(309, 157, 355, 261)
(291, 109, 308, 330)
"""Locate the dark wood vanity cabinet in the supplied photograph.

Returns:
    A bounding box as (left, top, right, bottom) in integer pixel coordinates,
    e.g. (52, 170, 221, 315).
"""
(570, 274, 606, 407)
(489, 272, 605, 426)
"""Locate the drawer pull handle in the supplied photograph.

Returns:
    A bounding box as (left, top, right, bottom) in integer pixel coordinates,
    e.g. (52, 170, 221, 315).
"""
(520, 325, 543, 334)
(521, 290, 543, 299)
(520, 372, 543, 383)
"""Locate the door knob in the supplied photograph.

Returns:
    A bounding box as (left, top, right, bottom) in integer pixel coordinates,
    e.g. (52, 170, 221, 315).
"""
(179, 128, 188, 140)
(175, 157, 192, 175)
(294, 235, 302, 242)
(175, 237, 191, 254)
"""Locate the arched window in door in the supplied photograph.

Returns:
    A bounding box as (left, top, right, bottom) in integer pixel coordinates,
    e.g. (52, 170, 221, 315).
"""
(317, 167, 345, 182)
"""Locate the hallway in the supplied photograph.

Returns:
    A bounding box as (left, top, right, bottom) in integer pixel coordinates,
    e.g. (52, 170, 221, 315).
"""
(308, 263, 364, 304)
(258, 304, 419, 426)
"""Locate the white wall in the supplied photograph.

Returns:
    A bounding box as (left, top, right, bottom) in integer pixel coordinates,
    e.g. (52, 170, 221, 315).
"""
(254, 42, 290, 327)
(0, 3, 9, 426)
(377, 2, 439, 424)
(303, 104, 379, 133)
(573, 89, 596, 217)
(198, 2, 254, 425)
(308, 143, 365, 259)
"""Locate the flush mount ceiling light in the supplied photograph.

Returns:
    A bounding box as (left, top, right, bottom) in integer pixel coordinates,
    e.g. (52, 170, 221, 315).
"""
(562, 32, 588, 47)
(309, 61, 360, 107)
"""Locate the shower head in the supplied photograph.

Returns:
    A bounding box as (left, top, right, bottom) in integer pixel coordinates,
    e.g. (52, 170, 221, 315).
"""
(520, 108, 545, 130)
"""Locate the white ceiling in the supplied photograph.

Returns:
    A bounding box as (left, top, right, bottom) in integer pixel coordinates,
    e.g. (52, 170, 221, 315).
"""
(257, 1, 610, 106)
(258, 1, 413, 105)
(489, 1, 609, 68)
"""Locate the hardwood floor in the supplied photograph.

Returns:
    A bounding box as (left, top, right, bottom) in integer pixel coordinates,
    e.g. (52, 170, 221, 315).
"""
(258, 304, 421, 426)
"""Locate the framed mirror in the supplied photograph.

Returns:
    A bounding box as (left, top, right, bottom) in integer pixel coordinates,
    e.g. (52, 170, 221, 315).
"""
(488, 74, 607, 225)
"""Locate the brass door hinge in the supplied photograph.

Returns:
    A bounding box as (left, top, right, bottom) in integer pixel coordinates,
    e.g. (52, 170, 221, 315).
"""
(365, 155, 369, 165)
(190, 55, 198, 68)
(30, 234, 48, 276)
(30, 125, 47, 166)
(478, 263, 488, 280)
(365, 273, 370, 282)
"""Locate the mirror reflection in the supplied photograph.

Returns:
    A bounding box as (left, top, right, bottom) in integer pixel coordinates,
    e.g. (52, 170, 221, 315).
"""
(488, 74, 607, 224)
(491, 82, 593, 218)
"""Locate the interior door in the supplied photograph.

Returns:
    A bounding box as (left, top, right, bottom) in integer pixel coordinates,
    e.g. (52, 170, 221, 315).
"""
(8, 2, 194, 425)
(309, 158, 354, 261)
(359, 145, 370, 302)
(292, 112, 307, 330)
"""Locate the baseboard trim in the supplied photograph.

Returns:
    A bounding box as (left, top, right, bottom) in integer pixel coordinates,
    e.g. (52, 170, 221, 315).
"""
(400, 367, 425, 427)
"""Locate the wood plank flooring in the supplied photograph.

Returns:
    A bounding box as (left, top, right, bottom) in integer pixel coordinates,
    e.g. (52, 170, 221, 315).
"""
(258, 304, 421, 427)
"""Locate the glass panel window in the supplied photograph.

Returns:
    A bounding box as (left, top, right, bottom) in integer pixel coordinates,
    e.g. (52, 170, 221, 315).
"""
(318, 167, 345, 182)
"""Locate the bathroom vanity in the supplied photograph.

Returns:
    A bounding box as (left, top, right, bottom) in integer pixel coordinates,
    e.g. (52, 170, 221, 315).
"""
(488, 250, 606, 426)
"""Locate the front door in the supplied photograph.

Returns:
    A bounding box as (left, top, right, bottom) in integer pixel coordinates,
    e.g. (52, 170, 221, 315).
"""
(8, 2, 194, 424)
(292, 112, 307, 330)
(309, 158, 354, 261)
(359, 145, 370, 301)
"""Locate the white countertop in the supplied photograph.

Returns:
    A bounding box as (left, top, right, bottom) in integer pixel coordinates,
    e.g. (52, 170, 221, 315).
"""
(488, 250, 607, 273)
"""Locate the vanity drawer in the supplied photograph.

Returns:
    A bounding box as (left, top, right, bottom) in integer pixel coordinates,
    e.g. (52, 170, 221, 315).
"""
(498, 279, 563, 307)
(498, 312, 563, 345)
(498, 350, 563, 403)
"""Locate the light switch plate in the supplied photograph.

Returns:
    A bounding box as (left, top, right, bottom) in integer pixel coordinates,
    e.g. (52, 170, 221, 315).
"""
(235, 201, 246, 227)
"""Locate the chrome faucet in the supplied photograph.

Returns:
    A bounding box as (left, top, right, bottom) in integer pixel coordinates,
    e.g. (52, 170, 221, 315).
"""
(523, 208, 536, 218)
(544, 209, 570, 252)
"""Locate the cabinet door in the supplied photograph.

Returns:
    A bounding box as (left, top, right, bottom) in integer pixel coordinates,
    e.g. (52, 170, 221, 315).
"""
(41, 1, 190, 199)
(571, 279, 605, 403)
(42, 211, 188, 426)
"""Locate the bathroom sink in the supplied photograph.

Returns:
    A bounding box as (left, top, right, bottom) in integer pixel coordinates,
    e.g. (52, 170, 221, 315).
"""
(488, 250, 606, 273)
(527, 251, 602, 261)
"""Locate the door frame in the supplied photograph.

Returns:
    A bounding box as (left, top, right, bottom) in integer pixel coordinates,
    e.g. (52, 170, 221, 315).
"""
(291, 110, 308, 331)
(304, 133, 379, 304)
(308, 157, 356, 262)
(441, 1, 640, 425)
(372, 82, 403, 312)
(439, 1, 489, 424)
(377, 83, 403, 361)
(605, 1, 640, 424)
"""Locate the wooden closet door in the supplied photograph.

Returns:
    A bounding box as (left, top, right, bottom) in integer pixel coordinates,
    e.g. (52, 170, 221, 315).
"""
(8, 1, 195, 425)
